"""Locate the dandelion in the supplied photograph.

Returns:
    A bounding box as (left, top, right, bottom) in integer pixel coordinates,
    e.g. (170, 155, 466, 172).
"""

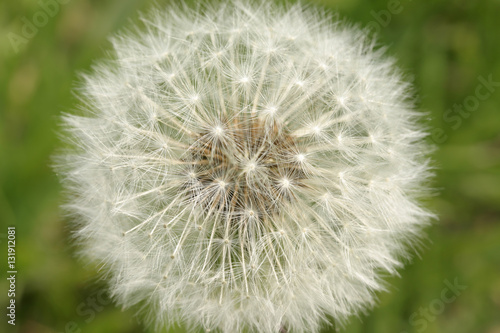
(57, 2, 434, 332)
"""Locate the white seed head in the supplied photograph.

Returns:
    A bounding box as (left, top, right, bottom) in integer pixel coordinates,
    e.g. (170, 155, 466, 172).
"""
(57, 2, 434, 333)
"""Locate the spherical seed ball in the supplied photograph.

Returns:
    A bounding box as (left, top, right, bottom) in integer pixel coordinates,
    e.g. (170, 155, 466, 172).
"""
(57, 2, 434, 333)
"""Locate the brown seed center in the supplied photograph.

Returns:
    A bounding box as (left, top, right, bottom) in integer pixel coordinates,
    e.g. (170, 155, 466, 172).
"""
(186, 117, 305, 219)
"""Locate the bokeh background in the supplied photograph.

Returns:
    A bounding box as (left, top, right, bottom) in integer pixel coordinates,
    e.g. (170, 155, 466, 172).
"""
(1, 0, 499, 332)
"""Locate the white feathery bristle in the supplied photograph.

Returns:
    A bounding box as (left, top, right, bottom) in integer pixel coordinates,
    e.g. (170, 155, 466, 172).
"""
(57, 2, 434, 332)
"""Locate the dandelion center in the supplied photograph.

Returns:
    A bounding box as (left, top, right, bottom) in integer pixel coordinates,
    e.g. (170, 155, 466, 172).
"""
(187, 117, 305, 220)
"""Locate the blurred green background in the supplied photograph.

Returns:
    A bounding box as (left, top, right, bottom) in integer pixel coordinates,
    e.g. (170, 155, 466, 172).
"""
(1, 0, 499, 332)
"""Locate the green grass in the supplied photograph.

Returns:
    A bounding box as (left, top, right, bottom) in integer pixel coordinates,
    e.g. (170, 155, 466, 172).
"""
(1, 0, 499, 332)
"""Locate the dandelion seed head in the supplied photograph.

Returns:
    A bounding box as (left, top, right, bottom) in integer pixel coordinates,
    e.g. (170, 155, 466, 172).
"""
(57, 2, 434, 333)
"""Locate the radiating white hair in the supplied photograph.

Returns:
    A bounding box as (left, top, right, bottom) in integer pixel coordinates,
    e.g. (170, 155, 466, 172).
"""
(57, 2, 434, 332)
